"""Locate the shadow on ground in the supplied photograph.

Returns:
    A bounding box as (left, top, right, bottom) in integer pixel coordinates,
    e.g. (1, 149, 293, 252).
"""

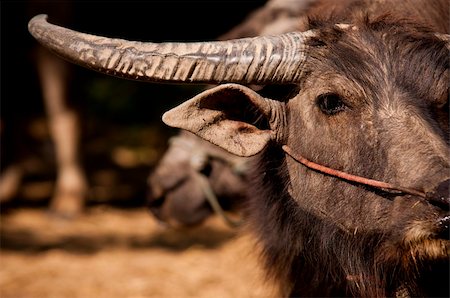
(0, 207, 239, 254)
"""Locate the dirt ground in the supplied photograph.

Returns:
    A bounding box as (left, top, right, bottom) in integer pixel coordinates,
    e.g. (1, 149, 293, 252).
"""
(0, 206, 278, 298)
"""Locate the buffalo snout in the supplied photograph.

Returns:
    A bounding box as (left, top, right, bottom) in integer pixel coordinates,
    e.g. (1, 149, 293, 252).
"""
(147, 177, 213, 228)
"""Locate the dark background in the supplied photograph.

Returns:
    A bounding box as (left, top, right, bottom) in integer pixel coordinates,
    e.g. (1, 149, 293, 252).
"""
(1, 0, 267, 208)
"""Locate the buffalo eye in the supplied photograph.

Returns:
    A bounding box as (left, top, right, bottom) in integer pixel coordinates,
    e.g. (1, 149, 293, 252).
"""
(316, 93, 347, 115)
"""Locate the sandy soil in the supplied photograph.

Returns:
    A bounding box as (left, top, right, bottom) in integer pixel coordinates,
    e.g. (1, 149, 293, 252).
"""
(0, 207, 278, 298)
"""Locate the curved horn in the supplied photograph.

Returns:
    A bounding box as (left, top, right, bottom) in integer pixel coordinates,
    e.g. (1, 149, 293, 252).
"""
(28, 14, 316, 84)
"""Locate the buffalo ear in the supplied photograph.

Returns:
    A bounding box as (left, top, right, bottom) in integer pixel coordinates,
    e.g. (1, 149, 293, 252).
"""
(162, 83, 275, 157)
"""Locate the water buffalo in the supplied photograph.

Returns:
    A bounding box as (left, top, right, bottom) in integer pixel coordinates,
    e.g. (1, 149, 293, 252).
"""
(147, 130, 248, 227)
(28, 0, 449, 296)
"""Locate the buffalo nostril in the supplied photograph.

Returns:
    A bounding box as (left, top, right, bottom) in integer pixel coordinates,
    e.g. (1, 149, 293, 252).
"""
(427, 179, 450, 210)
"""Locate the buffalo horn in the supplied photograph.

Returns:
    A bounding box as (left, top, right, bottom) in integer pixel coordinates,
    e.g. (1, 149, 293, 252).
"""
(28, 14, 316, 85)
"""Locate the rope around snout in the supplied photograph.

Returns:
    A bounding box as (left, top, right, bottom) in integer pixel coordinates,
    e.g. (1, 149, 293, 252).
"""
(282, 145, 427, 198)
(193, 172, 243, 228)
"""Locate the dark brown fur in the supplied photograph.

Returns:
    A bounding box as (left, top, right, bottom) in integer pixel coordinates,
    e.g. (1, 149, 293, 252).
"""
(243, 0, 449, 297)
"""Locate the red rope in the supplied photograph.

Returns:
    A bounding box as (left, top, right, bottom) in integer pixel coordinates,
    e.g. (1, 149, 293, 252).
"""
(282, 145, 426, 198)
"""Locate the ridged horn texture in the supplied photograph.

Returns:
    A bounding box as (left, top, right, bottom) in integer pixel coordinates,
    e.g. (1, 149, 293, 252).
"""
(28, 14, 316, 84)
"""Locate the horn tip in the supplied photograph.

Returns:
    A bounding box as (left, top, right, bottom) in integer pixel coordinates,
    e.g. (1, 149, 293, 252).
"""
(28, 14, 48, 35)
(161, 111, 174, 127)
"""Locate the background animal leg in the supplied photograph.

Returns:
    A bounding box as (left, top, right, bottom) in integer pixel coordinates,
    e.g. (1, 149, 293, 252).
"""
(36, 47, 88, 217)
